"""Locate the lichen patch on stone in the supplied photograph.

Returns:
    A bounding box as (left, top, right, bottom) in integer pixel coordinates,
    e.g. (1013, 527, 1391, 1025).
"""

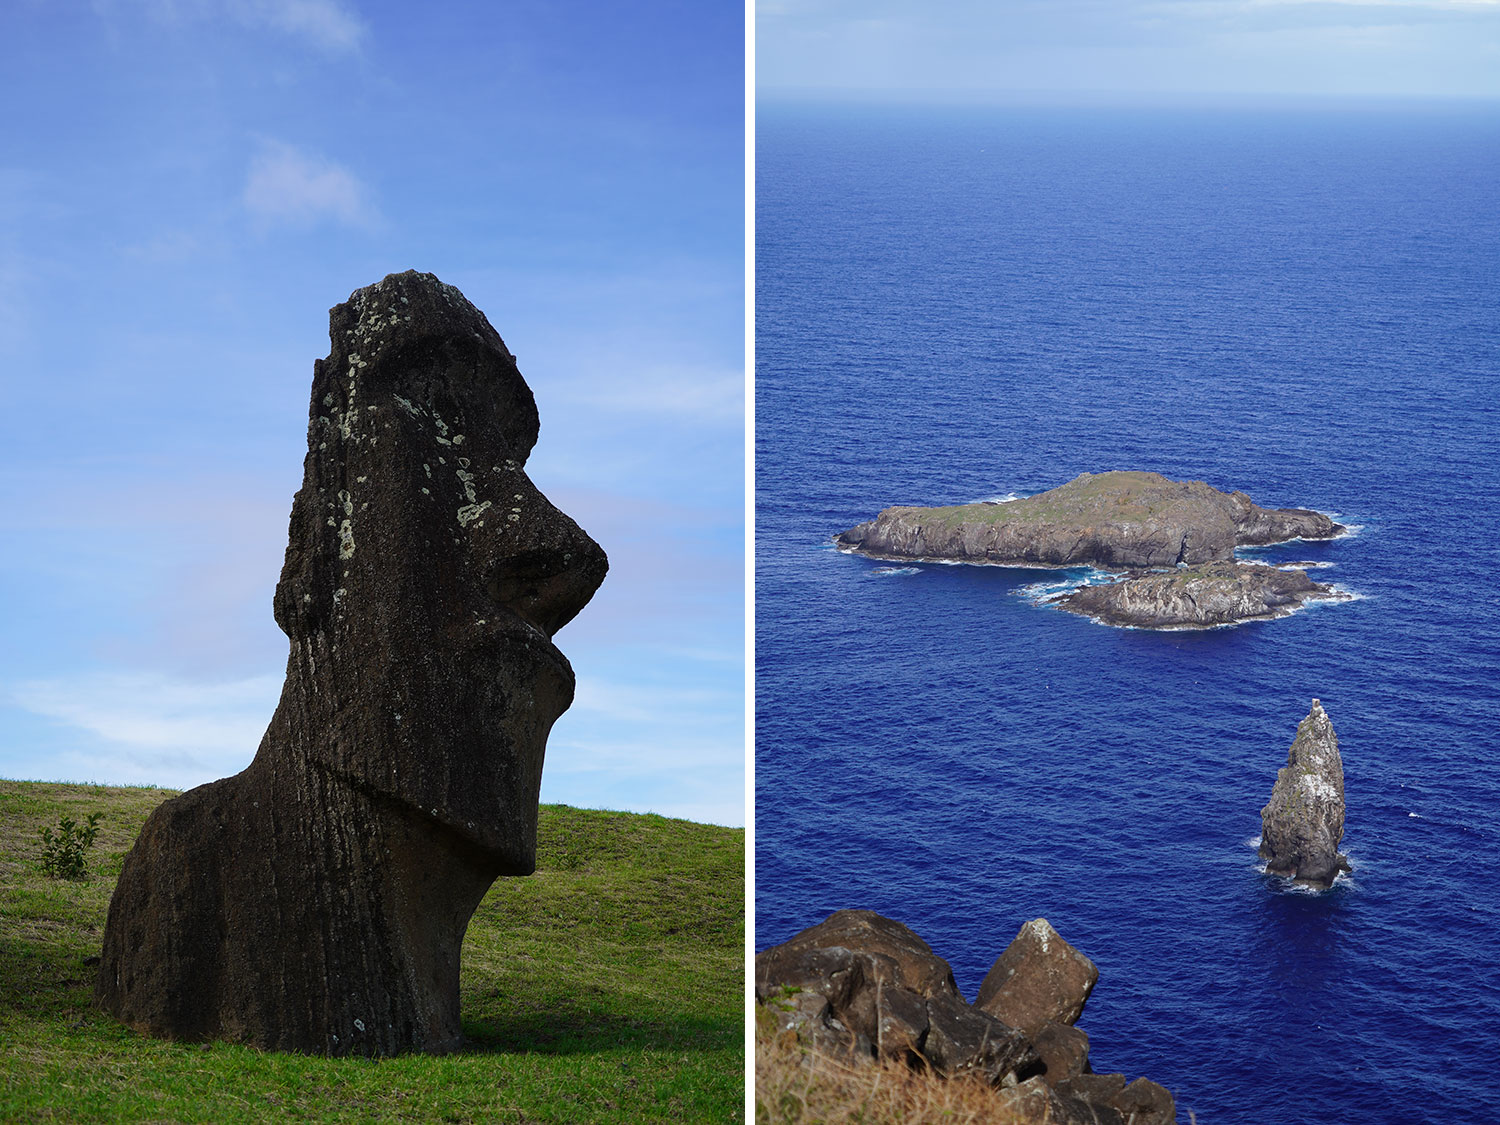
(456, 469, 478, 504)
(457, 501, 492, 527)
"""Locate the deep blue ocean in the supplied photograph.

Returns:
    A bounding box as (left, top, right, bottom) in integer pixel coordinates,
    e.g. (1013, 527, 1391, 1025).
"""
(755, 102, 1500, 1123)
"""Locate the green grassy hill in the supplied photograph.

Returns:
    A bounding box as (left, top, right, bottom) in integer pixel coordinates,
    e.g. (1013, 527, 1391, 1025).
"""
(0, 780, 744, 1123)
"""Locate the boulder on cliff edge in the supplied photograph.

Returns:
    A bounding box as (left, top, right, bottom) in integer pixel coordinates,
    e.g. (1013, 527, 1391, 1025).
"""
(95, 272, 609, 1055)
(1259, 698, 1350, 888)
(757, 911, 1175, 1125)
(975, 918, 1099, 1036)
(755, 909, 1041, 1086)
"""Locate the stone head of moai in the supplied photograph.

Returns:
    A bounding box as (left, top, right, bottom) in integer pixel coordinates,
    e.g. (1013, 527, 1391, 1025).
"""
(96, 272, 608, 1055)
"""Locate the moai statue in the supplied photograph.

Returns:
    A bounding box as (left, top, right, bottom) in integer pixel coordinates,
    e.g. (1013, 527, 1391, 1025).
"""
(97, 272, 607, 1054)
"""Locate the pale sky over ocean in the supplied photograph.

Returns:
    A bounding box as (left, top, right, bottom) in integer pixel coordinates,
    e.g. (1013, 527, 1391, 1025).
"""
(0, 1, 745, 826)
(758, 0, 1500, 101)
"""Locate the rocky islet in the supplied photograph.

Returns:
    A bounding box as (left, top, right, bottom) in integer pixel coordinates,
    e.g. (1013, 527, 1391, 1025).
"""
(1053, 559, 1350, 629)
(837, 470, 1350, 628)
(1259, 699, 1351, 888)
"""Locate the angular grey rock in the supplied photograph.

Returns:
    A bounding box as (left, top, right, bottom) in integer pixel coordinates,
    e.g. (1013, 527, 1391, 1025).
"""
(995, 1076, 1072, 1121)
(95, 272, 608, 1055)
(998, 1076, 1131, 1125)
(975, 918, 1099, 1036)
(1259, 699, 1350, 888)
(754, 910, 1041, 1085)
(1055, 1073, 1129, 1105)
(1056, 1073, 1177, 1125)
(1112, 1076, 1178, 1125)
(1031, 1018, 1092, 1086)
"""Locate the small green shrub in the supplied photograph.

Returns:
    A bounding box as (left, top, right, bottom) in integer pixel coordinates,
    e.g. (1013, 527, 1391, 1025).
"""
(38, 811, 102, 880)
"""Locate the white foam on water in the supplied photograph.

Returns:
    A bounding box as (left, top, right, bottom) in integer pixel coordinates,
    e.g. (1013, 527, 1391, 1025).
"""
(969, 491, 1023, 504)
(1017, 567, 1117, 606)
(1312, 584, 1365, 605)
(869, 566, 919, 578)
(1253, 845, 1357, 893)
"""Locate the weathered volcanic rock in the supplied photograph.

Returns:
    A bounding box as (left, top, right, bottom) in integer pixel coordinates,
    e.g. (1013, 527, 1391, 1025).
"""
(755, 910, 1041, 1085)
(757, 911, 1175, 1124)
(95, 272, 608, 1055)
(1111, 1077, 1178, 1125)
(975, 918, 1099, 1036)
(836, 470, 1343, 568)
(1054, 560, 1349, 629)
(992, 1067, 1173, 1124)
(1055, 1075, 1177, 1125)
(1030, 1019, 1092, 1085)
(1260, 699, 1350, 888)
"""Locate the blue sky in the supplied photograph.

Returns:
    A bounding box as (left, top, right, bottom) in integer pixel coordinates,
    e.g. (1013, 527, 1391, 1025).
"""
(758, 0, 1500, 101)
(0, 1, 745, 826)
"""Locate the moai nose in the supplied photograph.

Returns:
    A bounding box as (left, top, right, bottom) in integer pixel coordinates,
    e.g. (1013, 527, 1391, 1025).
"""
(481, 496, 608, 638)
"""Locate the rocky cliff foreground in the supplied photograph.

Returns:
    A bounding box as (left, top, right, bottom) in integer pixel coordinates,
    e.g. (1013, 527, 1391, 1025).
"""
(756, 910, 1175, 1125)
(837, 470, 1344, 569)
(1054, 560, 1350, 629)
(1260, 700, 1350, 888)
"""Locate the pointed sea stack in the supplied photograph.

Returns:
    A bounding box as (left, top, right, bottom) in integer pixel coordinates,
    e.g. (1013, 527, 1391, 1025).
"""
(95, 272, 608, 1054)
(1259, 699, 1350, 888)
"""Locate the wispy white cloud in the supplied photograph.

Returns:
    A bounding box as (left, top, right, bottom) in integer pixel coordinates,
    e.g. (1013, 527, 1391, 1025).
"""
(243, 140, 379, 230)
(4, 668, 745, 823)
(1148, 0, 1500, 13)
(555, 363, 744, 424)
(1252, 0, 1500, 7)
(571, 674, 740, 727)
(542, 654, 744, 823)
(109, 0, 369, 52)
(228, 0, 368, 52)
(0, 257, 28, 354)
(119, 229, 205, 264)
(8, 671, 278, 786)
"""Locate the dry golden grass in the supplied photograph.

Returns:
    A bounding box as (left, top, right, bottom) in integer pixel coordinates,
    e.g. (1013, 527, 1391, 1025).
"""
(753, 1017, 1041, 1125)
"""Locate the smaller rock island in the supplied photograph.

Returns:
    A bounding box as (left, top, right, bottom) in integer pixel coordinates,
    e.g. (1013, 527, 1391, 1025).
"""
(837, 471, 1349, 629)
(1259, 699, 1351, 888)
(1055, 560, 1349, 629)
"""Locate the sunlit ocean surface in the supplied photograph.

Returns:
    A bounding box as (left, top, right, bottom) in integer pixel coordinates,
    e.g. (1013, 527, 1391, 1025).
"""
(755, 102, 1500, 1123)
